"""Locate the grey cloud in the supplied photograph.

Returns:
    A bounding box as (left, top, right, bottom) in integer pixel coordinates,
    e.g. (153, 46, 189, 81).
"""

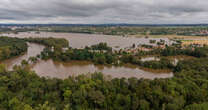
(0, 0, 208, 24)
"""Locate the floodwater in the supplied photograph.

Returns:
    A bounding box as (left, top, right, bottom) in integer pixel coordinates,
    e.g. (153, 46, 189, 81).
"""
(33, 60, 173, 79)
(0, 32, 174, 79)
(1, 32, 172, 50)
(1, 43, 45, 70)
(141, 56, 160, 62)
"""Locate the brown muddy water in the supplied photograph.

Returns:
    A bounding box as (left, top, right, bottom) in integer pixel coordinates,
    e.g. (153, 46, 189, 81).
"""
(1, 43, 45, 70)
(1, 32, 172, 50)
(140, 56, 160, 62)
(33, 60, 173, 79)
(0, 32, 174, 79)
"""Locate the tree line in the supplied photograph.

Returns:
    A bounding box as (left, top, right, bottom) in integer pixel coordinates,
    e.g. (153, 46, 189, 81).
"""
(0, 57, 208, 109)
(0, 37, 27, 61)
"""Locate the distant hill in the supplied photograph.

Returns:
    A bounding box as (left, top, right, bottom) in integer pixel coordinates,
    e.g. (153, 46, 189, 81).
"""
(1, 23, 208, 27)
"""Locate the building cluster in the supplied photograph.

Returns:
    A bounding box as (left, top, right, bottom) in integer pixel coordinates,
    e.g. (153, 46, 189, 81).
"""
(0, 26, 34, 30)
(121, 40, 169, 54)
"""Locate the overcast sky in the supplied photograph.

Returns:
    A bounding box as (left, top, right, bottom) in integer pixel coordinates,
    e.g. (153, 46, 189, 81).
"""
(0, 0, 208, 24)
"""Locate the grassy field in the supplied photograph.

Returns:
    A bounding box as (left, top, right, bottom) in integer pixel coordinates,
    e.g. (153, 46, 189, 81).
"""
(131, 34, 208, 40)
(181, 40, 208, 46)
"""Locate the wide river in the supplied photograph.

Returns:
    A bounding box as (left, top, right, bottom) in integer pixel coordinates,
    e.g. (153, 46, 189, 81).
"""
(1, 32, 173, 79)
(1, 32, 172, 50)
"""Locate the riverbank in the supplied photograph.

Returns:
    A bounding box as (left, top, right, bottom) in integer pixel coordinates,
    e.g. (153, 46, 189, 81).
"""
(0, 38, 173, 79)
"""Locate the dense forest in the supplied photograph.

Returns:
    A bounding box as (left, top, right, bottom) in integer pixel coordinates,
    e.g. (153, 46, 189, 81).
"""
(0, 37, 27, 61)
(25, 37, 69, 48)
(0, 57, 208, 109)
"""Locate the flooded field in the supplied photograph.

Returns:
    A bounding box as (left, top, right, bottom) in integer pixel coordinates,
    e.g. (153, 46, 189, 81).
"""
(0, 32, 174, 79)
(1, 32, 172, 50)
